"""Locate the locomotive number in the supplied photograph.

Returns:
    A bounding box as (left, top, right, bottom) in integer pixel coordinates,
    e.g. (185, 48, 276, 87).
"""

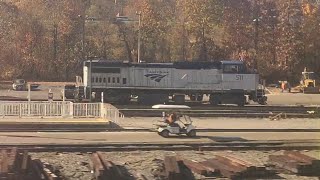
(236, 75, 244, 81)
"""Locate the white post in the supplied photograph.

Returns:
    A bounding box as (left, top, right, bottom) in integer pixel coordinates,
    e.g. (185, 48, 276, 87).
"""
(69, 102, 74, 118)
(28, 84, 31, 116)
(44, 103, 47, 117)
(19, 103, 22, 118)
(100, 102, 104, 119)
(137, 11, 142, 63)
(86, 103, 88, 117)
(28, 84, 31, 102)
(62, 88, 65, 102)
(101, 92, 104, 103)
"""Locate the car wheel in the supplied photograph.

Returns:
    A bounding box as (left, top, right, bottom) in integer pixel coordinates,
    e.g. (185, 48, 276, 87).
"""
(160, 130, 170, 138)
(187, 130, 196, 137)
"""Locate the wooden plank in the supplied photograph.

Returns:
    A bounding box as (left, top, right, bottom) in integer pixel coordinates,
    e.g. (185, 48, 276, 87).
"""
(164, 156, 182, 180)
(214, 155, 248, 171)
(201, 159, 238, 179)
(215, 155, 269, 177)
(0, 150, 8, 178)
(268, 155, 302, 173)
(284, 151, 318, 164)
(97, 152, 125, 180)
(30, 160, 44, 180)
(7, 148, 17, 172)
(177, 157, 216, 176)
(91, 153, 105, 179)
(21, 151, 29, 173)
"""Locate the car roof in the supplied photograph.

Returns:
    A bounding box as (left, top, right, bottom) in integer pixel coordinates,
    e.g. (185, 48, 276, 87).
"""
(152, 104, 191, 109)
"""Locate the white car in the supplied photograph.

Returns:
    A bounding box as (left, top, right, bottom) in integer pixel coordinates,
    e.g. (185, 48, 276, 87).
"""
(12, 79, 27, 91)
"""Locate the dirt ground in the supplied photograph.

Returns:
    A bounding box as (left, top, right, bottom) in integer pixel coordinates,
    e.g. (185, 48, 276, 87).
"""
(31, 150, 320, 180)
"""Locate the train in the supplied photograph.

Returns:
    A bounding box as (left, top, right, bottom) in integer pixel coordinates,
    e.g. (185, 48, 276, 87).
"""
(78, 60, 267, 106)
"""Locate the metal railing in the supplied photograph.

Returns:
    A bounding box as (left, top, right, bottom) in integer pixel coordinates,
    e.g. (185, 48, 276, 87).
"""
(101, 103, 125, 123)
(0, 101, 123, 121)
(73, 103, 101, 118)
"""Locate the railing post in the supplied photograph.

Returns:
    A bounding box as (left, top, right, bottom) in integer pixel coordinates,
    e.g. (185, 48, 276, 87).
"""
(69, 102, 74, 118)
(100, 102, 104, 119)
(1, 103, 3, 118)
(85, 103, 88, 117)
(44, 103, 47, 117)
(19, 103, 22, 118)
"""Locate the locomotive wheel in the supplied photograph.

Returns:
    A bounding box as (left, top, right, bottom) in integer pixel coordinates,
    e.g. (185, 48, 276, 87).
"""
(190, 95, 196, 101)
(196, 95, 203, 101)
(209, 94, 220, 106)
(237, 96, 246, 107)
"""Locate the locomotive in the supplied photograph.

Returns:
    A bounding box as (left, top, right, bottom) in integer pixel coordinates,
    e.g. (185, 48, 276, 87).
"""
(80, 60, 267, 106)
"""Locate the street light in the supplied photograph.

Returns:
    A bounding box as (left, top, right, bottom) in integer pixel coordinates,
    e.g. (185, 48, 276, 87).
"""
(78, 15, 101, 102)
(136, 11, 142, 63)
(115, 13, 141, 63)
(253, 0, 261, 71)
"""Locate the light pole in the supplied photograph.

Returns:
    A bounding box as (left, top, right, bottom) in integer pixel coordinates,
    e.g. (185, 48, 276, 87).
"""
(79, 15, 99, 102)
(115, 13, 141, 63)
(270, 8, 277, 65)
(136, 11, 142, 63)
(78, 14, 86, 61)
(253, 0, 261, 71)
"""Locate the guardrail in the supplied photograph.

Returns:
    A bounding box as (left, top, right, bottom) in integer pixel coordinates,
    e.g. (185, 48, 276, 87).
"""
(0, 101, 123, 121)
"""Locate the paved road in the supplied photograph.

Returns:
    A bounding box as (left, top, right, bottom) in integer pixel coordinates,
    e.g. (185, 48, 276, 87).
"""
(0, 132, 318, 145)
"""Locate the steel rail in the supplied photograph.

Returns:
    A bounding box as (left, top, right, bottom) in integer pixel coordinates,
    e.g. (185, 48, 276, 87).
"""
(119, 110, 316, 118)
(0, 127, 319, 132)
(0, 140, 319, 152)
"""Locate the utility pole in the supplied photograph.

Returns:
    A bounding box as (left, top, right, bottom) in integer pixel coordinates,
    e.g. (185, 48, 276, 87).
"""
(136, 11, 142, 63)
(53, 24, 58, 64)
(89, 58, 92, 102)
(270, 8, 277, 65)
(253, 0, 260, 70)
(81, 15, 86, 61)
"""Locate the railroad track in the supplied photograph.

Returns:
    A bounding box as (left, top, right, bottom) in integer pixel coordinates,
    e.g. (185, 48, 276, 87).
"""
(0, 140, 319, 152)
(117, 104, 320, 118)
(0, 125, 319, 132)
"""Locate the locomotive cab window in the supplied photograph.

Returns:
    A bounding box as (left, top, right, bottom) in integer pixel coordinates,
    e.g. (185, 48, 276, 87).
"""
(223, 64, 245, 74)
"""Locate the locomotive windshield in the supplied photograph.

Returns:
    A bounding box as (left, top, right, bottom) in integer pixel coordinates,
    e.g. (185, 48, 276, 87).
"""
(222, 64, 245, 74)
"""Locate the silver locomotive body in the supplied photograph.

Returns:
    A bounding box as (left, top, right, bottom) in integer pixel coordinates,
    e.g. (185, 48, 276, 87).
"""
(82, 60, 266, 105)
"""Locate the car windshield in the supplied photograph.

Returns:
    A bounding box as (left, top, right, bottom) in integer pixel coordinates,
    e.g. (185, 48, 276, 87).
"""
(65, 85, 75, 89)
(15, 79, 25, 84)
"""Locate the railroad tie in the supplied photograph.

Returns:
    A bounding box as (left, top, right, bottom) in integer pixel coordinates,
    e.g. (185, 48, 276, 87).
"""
(90, 152, 127, 180)
(163, 156, 182, 180)
(199, 155, 272, 179)
(176, 156, 218, 176)
(0, 148, 59, 180)
(268, 151, 320, 176)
